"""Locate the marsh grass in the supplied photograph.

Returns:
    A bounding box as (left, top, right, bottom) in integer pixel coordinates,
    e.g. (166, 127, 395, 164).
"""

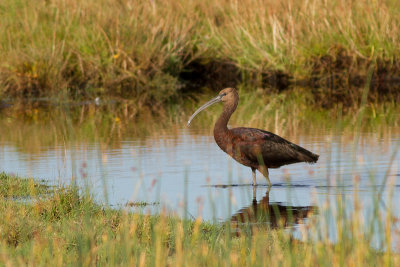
(1, 0, 399, 105)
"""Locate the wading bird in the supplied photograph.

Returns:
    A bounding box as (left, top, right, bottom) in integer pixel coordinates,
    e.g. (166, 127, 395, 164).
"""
(187, 88, 319, 186)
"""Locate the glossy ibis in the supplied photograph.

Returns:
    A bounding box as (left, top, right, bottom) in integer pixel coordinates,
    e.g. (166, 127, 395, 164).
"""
(187, 88, 319, 186)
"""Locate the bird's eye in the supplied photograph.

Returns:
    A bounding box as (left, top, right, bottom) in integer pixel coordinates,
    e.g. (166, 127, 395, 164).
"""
(220, 93, 227, 97)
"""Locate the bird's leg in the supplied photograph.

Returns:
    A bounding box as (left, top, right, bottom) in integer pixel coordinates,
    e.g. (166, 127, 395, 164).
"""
(255, 153, 271, 187)
(251, 167, 257, 186)
(258, 166, 271, 187)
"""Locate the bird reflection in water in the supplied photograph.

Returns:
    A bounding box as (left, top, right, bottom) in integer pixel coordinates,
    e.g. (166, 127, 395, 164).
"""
(230, 187, 316, 234)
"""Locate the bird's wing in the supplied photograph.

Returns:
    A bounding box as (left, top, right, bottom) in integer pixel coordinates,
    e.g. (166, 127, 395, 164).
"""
(231, 127, 318, 168)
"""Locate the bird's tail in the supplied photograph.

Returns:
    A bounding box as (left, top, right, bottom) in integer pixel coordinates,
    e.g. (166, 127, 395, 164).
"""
(306, 152, 319, 163)
(293, 144, 319, 163)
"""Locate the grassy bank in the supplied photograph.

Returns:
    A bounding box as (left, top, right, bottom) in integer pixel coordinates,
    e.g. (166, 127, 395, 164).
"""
(0, 0, 399, 107)
(0, 172, 398, 265)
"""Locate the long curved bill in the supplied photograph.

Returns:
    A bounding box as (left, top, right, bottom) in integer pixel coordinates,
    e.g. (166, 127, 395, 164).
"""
(187, 95, 223, 126)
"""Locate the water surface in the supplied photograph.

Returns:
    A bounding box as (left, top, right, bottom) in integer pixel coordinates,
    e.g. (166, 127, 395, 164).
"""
(1, 118, 399, 244)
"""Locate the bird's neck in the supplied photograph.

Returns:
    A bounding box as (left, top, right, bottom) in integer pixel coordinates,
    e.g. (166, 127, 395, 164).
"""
(214, 106, 232, 135)
(213, 103, 237, 154)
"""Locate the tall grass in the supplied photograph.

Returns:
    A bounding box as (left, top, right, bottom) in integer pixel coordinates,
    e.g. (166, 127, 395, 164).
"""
(0, 0, 399, 103)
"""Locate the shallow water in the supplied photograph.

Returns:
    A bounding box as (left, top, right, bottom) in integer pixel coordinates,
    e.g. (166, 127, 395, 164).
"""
(0, 118, 399, 243)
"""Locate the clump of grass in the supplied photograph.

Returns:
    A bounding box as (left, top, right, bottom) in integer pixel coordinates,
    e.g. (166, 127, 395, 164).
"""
(126, 201, 160, 207)
(0, 172, 50, 198)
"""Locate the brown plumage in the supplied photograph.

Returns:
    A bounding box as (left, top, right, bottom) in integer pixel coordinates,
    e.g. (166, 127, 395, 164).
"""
(187, 87, 319, 186)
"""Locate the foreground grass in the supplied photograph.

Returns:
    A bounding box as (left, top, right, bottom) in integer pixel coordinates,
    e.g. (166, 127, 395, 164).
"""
(0, 0, 399, 105)
(0, 173, 398, 266)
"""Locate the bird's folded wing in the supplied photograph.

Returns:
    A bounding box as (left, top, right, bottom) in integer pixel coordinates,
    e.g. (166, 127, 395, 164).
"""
(231, 127, 318, 167)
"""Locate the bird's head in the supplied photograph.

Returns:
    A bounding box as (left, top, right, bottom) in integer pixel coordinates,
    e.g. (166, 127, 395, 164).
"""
(187, 88, 239, 126)
(218, 87, 239, 103)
